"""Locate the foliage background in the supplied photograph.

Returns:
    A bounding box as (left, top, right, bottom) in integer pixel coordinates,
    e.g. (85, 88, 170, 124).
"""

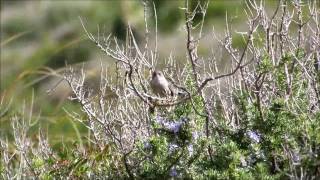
(1, 0, 260, 147)
(1, 0, 319, 179)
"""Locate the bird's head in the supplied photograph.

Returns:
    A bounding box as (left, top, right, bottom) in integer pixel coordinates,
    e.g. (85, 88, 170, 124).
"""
(152, 70, 164, 79)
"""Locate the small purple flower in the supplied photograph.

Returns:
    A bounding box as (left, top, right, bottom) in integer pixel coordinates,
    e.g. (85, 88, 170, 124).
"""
(179, 117, 189, 123)
(155, 116, 165, 124)
(292, 151, 300, 163)
(168, 122, 183, 134)
(192, 131, 200, 140)
(188, 144, 194, 156)
(155, 116, 187, 134)
(168, 143, 179, 154)
(247, 130, 261, 143)
(143, 141, 152, 150)
(169, 167, 178, 177)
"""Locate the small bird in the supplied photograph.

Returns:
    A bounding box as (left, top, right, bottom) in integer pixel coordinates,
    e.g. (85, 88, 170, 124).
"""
(150, 70, 173, 97)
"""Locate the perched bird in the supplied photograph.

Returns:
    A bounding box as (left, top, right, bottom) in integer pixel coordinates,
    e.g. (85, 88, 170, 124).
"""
(150, 70, 174, 97)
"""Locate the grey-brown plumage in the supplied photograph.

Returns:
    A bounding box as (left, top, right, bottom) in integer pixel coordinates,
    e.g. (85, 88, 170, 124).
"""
(150, 70, 173, 97)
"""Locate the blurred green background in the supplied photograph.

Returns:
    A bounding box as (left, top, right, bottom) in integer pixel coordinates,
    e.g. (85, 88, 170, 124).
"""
(0, 0, 277, 148)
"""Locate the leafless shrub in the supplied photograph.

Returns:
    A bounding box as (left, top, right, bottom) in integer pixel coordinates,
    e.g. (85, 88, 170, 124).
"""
(1, 0, 319, 179)
(0, 92, 54, 179)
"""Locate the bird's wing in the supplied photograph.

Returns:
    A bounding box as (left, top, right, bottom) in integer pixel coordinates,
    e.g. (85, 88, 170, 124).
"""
(168, 85, 175, 96)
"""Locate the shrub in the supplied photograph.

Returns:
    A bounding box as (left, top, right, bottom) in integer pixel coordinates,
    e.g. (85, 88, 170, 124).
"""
(1, 0, 319, 179)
